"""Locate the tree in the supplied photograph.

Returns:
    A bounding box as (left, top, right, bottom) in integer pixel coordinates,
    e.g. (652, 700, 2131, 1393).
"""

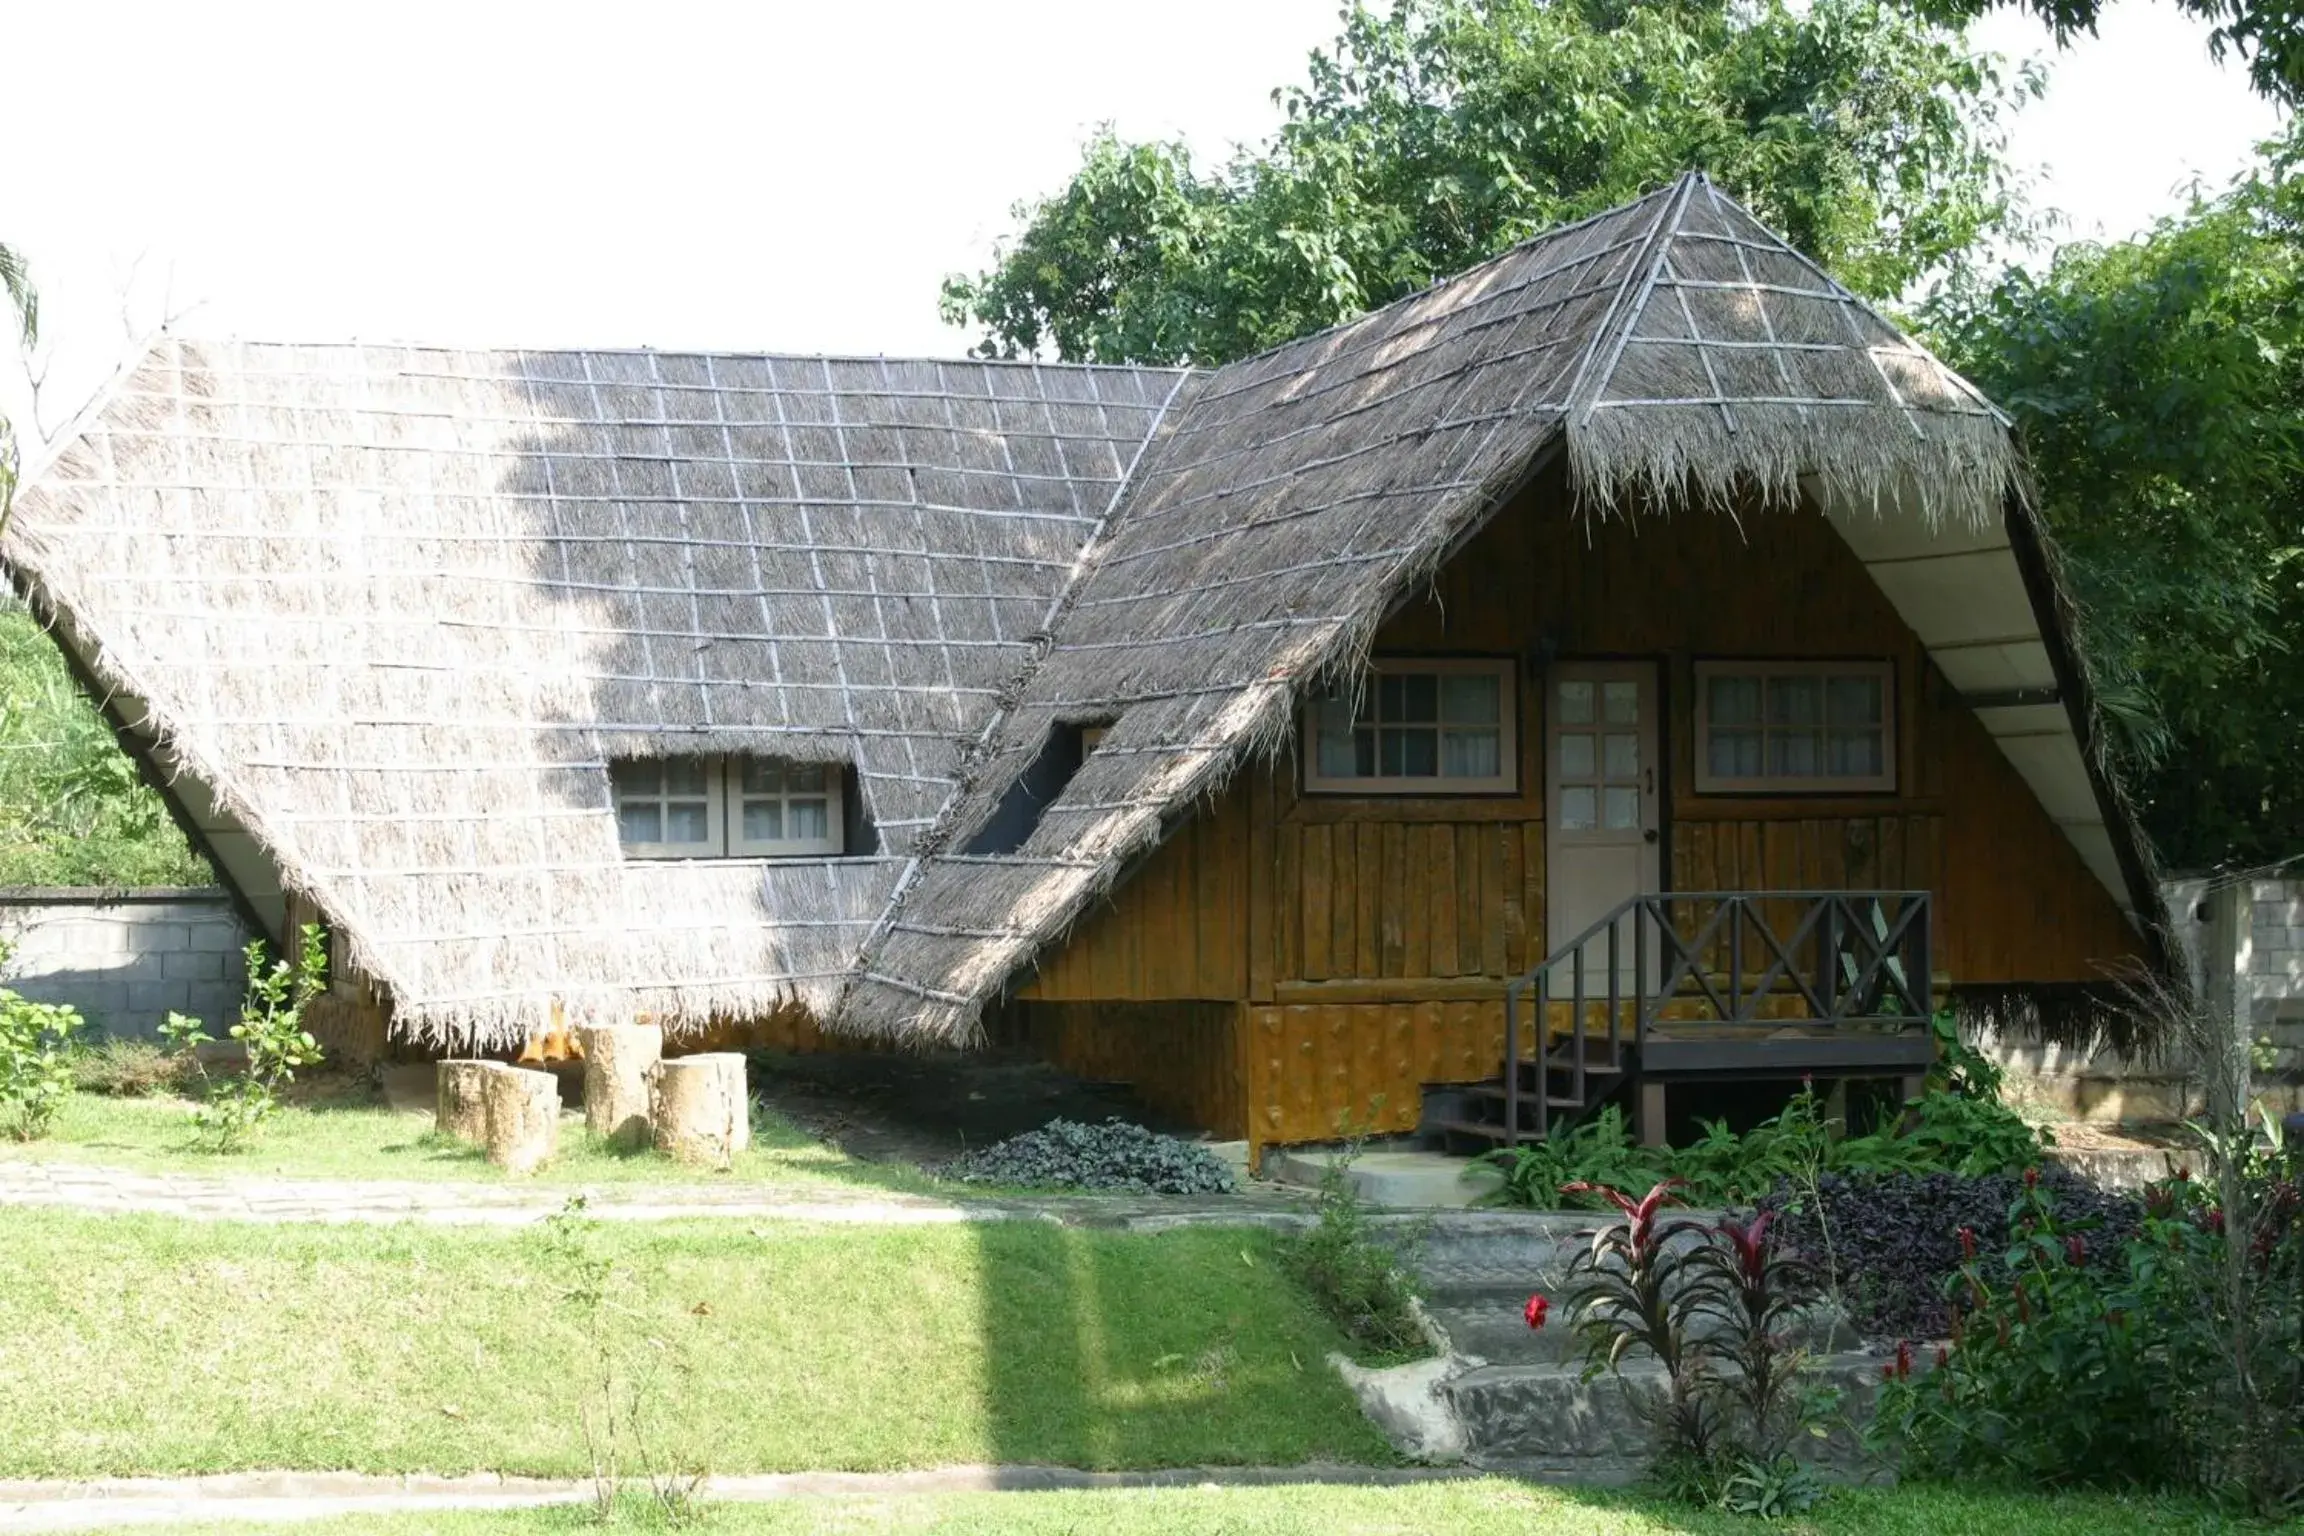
(1917, 0, 2304, 105)
(1928, 126, 2304, 868)
(0, 241, 36, 524)
(944, 0, 2036, 365)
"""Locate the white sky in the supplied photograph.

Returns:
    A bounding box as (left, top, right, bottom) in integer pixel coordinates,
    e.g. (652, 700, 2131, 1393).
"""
(0, 0, 2285, 443)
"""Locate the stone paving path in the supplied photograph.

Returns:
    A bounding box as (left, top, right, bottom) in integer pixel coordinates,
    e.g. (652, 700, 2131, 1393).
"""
(0, 1156, 1316, 1230)
(0, 1464, 1475, 1532)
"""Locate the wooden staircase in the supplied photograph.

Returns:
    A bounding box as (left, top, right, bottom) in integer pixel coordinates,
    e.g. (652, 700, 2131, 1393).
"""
(1433, 890, 1934, 1151)
(1432, 1033, 1629, 1150)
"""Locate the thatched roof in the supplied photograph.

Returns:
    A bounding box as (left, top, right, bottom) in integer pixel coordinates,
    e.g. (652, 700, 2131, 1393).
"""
(4, 174, 2152, 1048)
(840, 173, 2070, 1040)
(4, 343, 1185, 1040)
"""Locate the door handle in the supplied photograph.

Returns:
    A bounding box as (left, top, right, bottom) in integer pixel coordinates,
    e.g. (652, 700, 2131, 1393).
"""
(1644, 829, 1659, 844)
(1644, 767, 1655, 795)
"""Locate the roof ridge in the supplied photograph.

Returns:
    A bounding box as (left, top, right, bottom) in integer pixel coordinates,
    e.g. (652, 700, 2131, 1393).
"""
(1560, 169, 1704, 427)
(161, 334, 1203, 376)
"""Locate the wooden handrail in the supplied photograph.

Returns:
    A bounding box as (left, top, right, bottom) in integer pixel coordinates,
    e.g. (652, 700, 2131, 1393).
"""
(1501, 890, 1931, 1144)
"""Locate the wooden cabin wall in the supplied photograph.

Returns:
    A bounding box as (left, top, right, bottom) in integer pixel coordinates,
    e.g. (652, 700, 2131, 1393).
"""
(1016, 780, 1253, 1001)
(1001, 1000, 1248, 1139)
(281, 891, 392, 1064)
(992, 480, 2148, 1148)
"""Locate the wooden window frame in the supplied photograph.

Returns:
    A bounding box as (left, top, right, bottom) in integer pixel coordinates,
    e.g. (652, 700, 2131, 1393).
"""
(1692, 659, 1897, 795)
(727, 759, 845, 858)
(609, 757, 724, 859)
(610, 756, 844, 860)
(1301, 655, 1519, 796)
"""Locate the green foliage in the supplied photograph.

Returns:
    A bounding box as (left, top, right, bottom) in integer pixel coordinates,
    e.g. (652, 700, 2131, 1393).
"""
(158, 924, 328, 1151)
(0, 941, 84, 1140)
(1280, 1142, 1429, 1358)
(66, 1037, 188, 1098)
(1876, 1158, 2302, 1512)
(1895, 1080, 2051, 1177)
(945, 0, 2035, 365)
(1484, 1075, 2052, 1210)
(1914, 0, 2304, 106)
(0, 605, 210, 887)
(1928, 128, 2304, 868)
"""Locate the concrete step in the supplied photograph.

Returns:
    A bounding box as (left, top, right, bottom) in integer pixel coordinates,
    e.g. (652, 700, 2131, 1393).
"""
(1424, 1302, 1584, 1367)
(1263, 1147, 1505, 1209)
(1424, 1283, 1859, 1370)
(1444, 1350, 1889, 1470)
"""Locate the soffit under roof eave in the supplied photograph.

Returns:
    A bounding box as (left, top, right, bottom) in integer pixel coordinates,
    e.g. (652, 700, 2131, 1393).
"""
(1814, 486, 2135, 917)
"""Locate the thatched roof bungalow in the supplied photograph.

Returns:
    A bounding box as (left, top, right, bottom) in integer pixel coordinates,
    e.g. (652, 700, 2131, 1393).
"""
(4, 175, 2162, 1150)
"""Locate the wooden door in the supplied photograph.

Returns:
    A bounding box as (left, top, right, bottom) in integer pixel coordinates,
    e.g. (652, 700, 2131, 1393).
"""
(1545, 661, 1662, 984)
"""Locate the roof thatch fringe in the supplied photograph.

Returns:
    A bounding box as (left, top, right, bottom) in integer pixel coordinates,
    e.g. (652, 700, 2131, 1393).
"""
(1567, 401, 2020, 531)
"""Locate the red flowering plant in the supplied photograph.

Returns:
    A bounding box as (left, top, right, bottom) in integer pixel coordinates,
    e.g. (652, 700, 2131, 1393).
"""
(1687, 1209, 1826, 1466)
(1557, 1179, 1731, 1475)
(1871, 1170, 2206, 1490)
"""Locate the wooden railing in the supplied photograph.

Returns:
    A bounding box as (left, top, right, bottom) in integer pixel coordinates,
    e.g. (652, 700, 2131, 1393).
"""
(1500, 890, 1932, 1143)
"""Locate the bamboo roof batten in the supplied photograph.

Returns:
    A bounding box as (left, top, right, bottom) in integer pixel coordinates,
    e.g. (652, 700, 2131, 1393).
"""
(4, 179, 2053, 1048)
(3, 340, 1182, 1044)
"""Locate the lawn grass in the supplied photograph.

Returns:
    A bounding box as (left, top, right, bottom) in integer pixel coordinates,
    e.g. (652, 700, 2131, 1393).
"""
(0, 1208, 1389, 1480)
(1, 1088, 949, 1195)
(65, 1481, 2263, 1535)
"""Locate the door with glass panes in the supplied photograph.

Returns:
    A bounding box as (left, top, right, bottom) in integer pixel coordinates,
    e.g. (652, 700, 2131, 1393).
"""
(1545, 662, 1661, 988)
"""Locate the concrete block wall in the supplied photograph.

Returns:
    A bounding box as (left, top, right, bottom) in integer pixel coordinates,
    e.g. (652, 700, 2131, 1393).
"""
(2166, 875, 2304, 1081)
(0, 888, 251, 1040)
(1979, 876, 2304, 1125)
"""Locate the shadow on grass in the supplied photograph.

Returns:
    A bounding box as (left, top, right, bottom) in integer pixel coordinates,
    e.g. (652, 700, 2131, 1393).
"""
(969, 1220, 1400, 1475)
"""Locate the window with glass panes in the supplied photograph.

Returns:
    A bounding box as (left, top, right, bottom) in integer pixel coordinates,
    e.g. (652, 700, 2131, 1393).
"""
(1304, 658, 1516, 793)
(1694, 662, 1894, 793)
(1553, 675, 1646, 831)
(730, 759, 841, 856)
(609, 757, 844, 858)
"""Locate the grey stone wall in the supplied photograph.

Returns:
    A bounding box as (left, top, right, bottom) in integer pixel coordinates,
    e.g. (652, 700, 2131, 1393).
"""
(2167, 875, 2304, 1088)
(0, 888, 250, 1039)
(1978, 876, 2304, 1124)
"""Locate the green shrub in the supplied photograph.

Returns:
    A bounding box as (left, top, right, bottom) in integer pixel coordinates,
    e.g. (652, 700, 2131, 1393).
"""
(68, 1037, 188, 1098)
(1484, 1019, 2053, 1211)
(1874, 1154, 2301, 1511)
(1485, 1105, 1666, 1209)
(0, 948, 83, 1140)
(1280, 1144, 1427, 1359)
(0, 604, 209, 887)
(158, 924, 328, 1151)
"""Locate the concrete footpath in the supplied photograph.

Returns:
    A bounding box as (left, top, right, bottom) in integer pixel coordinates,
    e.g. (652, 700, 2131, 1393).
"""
(0, 1465, 1476, 1532)
(0, 1156, 1322, 1231)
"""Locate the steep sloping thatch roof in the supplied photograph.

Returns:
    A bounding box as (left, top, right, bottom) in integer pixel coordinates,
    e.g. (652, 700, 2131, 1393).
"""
(6, 174, 2151, 1048)
(835, 173, 2057, 1041)
(3, 343, 1186, 1040)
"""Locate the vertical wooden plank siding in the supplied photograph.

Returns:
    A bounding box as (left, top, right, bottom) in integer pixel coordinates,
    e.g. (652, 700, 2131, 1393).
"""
(1016, 781, 1251, 1002)
(1010, 1001, 1246, 1140)
(999, 473, 2146, 1147)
